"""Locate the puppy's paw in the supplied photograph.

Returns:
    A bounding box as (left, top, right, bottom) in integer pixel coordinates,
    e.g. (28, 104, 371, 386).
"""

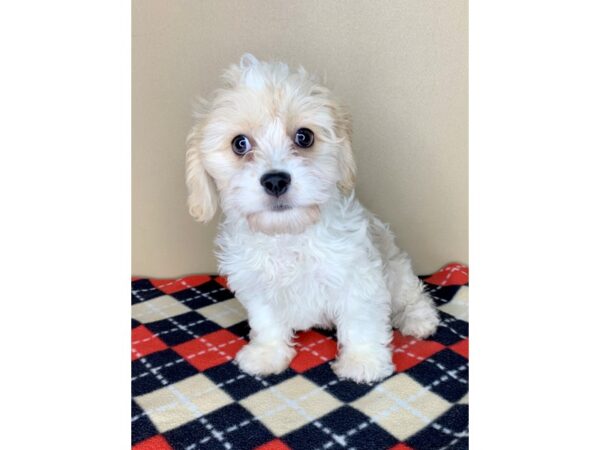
(393, 295, 440, 339)
(399, 315, 439, 339)
(332, 345, 394, 384)
(235, 341, 295, 376)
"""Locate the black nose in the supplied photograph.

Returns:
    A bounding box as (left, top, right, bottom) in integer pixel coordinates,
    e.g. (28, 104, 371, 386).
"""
(260, 171, 291, 197)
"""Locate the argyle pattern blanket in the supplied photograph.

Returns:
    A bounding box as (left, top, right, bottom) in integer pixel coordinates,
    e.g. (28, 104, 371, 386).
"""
(132, 263, 469, 450)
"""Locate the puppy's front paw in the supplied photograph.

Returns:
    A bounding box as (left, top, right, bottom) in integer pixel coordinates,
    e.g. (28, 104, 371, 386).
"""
(235, 341, 295, 376)
(332, 346, 394, 384)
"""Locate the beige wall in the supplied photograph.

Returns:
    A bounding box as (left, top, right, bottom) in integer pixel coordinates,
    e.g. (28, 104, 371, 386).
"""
(132, 0, 468, 277)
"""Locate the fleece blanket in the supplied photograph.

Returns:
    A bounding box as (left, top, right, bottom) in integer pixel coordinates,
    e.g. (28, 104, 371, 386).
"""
(132, 263, 468, 450)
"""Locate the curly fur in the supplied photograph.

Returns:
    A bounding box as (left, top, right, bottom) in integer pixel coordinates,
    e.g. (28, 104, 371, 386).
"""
(185, 54, 439, 383)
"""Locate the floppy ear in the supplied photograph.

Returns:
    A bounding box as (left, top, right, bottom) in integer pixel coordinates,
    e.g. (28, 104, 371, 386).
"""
(185, 125, 218, 222)
(334, 105, 357, 194)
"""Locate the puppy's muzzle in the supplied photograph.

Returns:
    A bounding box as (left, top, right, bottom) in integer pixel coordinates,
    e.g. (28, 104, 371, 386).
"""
(260, 171, 291, 197)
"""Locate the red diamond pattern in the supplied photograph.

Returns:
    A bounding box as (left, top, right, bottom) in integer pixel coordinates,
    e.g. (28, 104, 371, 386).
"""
(450, 338, 469, 359)
(389, 443, 414, 450)
(424, 263, 468, 286)
(214, 276, 229, 288)
(173, 329, 246, 371)
(290, 330, 338, 373)
(392, 331, 445, 372)
(131, 325, 168, 361)
(255, 439, 292, 450)
(132, 435, 173, 450)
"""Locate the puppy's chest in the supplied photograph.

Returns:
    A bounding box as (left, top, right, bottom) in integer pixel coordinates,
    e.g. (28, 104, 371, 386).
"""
(264, 239, 335, 286)
(221, 231, 346, 291)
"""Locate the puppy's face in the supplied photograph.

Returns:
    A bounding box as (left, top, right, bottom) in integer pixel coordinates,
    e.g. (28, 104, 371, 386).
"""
(186, 54, 356, 234)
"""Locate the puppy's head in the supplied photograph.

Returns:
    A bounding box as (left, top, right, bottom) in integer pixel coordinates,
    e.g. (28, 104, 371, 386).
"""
(186, 54, 355, 235)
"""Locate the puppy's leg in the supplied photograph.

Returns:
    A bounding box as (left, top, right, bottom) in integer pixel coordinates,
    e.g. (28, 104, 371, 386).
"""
(370, 217, 439, 339)
(332, 285, 395, 383)
(235, 300, 295, 376)
(388, 251, 440, 339)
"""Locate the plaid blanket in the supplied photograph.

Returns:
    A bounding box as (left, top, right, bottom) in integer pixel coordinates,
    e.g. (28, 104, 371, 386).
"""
(132, 263, 469, 450)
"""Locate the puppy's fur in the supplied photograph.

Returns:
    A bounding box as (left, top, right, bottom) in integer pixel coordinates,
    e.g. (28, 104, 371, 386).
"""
(186, 54, 439, 383)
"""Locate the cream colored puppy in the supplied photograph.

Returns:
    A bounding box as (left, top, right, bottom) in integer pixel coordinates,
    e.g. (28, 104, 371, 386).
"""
(186, 54, 439, 383)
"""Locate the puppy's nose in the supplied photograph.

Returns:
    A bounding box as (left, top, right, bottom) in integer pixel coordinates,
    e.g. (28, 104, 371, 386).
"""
(260, 171, 291, 197)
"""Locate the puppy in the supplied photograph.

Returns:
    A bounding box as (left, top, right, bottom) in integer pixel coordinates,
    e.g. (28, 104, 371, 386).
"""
(185, 54, 440, 383)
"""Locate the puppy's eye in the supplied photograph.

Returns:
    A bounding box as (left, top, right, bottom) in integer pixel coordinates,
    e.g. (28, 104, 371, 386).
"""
(294, 128, 314, 149)
(232, 135, 252, 155)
